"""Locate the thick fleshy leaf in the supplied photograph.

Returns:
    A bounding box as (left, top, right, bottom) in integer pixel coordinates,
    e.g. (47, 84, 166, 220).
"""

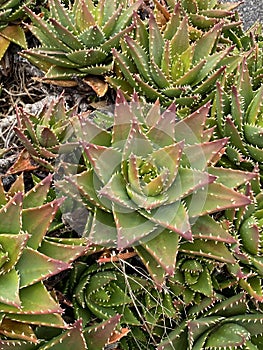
(113, 205, 159, 249)
(99, 173, 137, 210)
(126, 184, 168, 210)
(0, 233, 29, 273)
(127, 154, 143, 194)
(37, 320, 86, 350)
(22, 198, 64, 249)
(205, 323, 249, 348)
(112, 90, 137, 145)
(135, 245, 166, 288)
(193, 22, 222, 63)
(182, 138, 228, 170)
(122, 117, 153, 159)
(89, 208, 118, 246)
(146, 103, 177, 147)
(39, 237, 89, 263)
(208, 167, 256, 188)
(191, 216, 236, 243)
(68, 169, 112, 211)
(125, 35, 151, 82)
(186, 183, 251, 217)
(0, 192, 22, 234)
(0, 282, 62, 315)
(175, 103, 210, 145)
(140, 201, 192, 240)
(73, 116, 111, 146)
(149, 13, 164, 66)
(140, 229, 180, 275)
(0, 25, 27, 48)
(190, 267, 213, 297)
(83, 143, 122, 184)
(49, 0, 76, 32)
(165, 168, 216, 204)
(170, 16, 189, 56)
(7, 174, 24, 196)
(0, 318, 37, 344)
(0, 269, 20, 308)
(0, 35, 10, 60)
(180, 239, 236, 263)
(150, 141, 184, 189)
(84, 315, 121, 350)
(0, 340, 39, 349)
(23, 174, 52, 209)
(16, 248, 71, 288)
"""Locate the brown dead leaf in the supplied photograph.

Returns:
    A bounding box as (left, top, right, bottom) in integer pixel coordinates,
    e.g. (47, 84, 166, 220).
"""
(83, 76, 108, 97)
(33, 77, 78, 87)
(7, 149, 38, 174)
(107, 328, 130, 345)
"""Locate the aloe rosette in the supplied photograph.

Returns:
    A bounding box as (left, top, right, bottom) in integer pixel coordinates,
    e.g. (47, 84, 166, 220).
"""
(21, 0, 142, 80)
(56, 91, 254, 287)
(107, 3, 242, 114)
(159, 292, 263, 349)
(60, 259, 179, 348)
(0, 173, 90, 346)
(14, 94, 78, 170)
(0, 0, 31, 59)
(64, 260, 147, 327)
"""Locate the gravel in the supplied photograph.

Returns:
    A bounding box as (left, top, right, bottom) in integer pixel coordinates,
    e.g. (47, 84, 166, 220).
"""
(221, 0, 263, 29)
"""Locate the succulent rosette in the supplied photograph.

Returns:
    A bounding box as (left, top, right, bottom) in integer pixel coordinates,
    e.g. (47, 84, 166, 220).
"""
(14, 94, 78, 170)
(159, 292, 263, 350)
(56, 91, 253, 287)
(21, 0, 142, 80)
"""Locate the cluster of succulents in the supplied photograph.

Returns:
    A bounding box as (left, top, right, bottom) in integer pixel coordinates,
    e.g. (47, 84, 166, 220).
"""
(56, 91, 255, 287)
(1, 0, 263, 348)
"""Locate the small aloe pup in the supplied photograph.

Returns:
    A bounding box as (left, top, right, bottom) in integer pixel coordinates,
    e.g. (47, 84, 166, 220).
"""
(0, 0, 32, 60)
(14, 94, 78, 170)
(21, 0, 142, 80)
(0, 173, 91, 346)
(56, 90, 254, 287)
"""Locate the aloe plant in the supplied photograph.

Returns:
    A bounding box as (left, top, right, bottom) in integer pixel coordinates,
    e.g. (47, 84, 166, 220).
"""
(21, 0, 142, 80)
(212, 57, 263, 178)
(63, 260, 147, 327)
(0, 173, 90, 345)
(60, 258, 179, 348)
(158, 292, 263, 349)
(107, 2, 243, 114)
(154, 0, 241, 32)
(221, 177, 263, 303)
(55, 91, 254, 287)
(14, 94, 78, 170)
(0, 0, 31, 60)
